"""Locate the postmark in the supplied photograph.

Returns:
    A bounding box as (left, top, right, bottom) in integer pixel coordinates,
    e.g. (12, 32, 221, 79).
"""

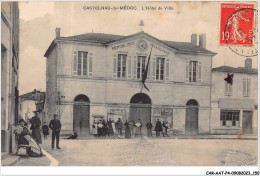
(220, 3, 258, 57)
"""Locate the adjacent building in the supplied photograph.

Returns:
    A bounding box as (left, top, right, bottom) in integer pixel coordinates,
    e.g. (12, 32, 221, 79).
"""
(211, 58, 258, 135)
(1, 2, 19, 153)
(18, 89, 46, 123)
(44, 28, 216, 136)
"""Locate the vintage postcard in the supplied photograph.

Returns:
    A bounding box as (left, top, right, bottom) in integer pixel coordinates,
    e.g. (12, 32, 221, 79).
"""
(1, 0, 259, 175)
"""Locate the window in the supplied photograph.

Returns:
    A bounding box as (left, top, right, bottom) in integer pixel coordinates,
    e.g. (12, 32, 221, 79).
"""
(243, 78, 251, 97)
(220, 110, 240, 127)
(156, 58, 165, 80)
(189, 61, 197, 82)
(137, 56, 146, 79)
(77, 51, 88, 75)
(225, 81, 232, 96)
(117, 54, 127, 78)
(186, 61, 201, 82)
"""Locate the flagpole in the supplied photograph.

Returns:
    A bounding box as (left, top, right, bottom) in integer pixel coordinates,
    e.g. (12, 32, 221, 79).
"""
(140, 46, 153, 93)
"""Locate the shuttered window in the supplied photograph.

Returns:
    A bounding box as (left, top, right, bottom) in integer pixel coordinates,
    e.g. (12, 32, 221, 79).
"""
(156, 58, 165, 81)
(225, 81, 232, 96)
(185, 60, 201, 82)
(137, 56, 146, 79)
(117, 54, 127, 78)
(73, 51, 92, 76)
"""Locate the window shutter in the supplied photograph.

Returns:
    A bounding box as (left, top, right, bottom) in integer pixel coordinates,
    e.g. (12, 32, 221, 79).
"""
(73, 51, 78, 75)
(152, 57, 156, 80)
(165, 58, 169, 81)
(113, 54, 117, 78)
(198, 62, 201, 82)
(185, 61, 189, 82)
(127, 56, 131, 79)
(229, 84, 232, 95)
(243, 78, 247, 96)
(88, 53, 93, 77)
(133, 56, 137, 79)
(247, 78, 251, 96)
(147, 61, 151, 80)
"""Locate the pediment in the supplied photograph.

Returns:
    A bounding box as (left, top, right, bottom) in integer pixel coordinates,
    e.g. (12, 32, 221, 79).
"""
(108, 32, 176, 56)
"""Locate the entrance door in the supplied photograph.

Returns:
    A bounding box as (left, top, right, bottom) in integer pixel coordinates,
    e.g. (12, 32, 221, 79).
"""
(130, 105, 151, 135)
(242, 111, 252, 134)
(73, 94, 90, 136)
(185, 99, 199, 135)
(130, 93, 152, 135)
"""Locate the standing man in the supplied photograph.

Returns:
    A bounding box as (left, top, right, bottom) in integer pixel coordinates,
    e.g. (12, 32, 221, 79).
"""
(49, 114, 62, 149)
(30, 110, 42, 144)
(146, 121, 153, 137)
(155, 119, 163, 137)
(115, 118, 123, 135)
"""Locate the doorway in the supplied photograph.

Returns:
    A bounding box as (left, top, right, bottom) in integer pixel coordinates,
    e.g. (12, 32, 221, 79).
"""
(130, 93, 151, 135)
(73, 94, 90, 136)
(242, 111, 252, 134)
(185, 99, 199, 135)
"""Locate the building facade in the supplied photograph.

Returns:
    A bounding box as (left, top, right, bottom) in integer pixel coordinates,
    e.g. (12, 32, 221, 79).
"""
(18, 89, 46, 123)
(211, 58, 258, 135)
(44, 29, 216, 136)
(1, 2, 19, 153)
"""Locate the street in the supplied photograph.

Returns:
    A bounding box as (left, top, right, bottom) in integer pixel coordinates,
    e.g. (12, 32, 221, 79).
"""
(15, 137, 257, 166)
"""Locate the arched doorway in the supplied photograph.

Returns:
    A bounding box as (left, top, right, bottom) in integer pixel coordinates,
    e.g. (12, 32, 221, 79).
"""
(73, 94, 90, 136)
(130, 93, 152, 135)
(185, 99, 199, 135)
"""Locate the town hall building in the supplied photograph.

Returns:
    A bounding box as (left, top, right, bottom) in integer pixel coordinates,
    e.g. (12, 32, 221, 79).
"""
(44, 28, 217, 136)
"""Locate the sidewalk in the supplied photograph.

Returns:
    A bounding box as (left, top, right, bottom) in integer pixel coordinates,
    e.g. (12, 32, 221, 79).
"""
(62, 132, 258, 140)
(2, 140, 53, 166)
(1, 152, 21, 166)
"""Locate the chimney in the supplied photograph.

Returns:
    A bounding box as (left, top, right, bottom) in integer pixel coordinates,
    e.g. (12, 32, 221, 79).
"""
(199, 34, 206, 48)
(55, 27, 61, 38)
(245, 58, 252, 70)
(191, 34, 197, 45)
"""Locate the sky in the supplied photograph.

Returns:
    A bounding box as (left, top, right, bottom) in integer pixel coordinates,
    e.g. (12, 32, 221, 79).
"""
(18, 1, 258, 94)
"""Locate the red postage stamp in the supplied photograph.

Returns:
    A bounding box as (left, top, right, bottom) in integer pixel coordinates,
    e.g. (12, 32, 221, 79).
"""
(220, 3, 255, 46)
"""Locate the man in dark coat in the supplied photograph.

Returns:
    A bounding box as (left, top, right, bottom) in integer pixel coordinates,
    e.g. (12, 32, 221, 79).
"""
(155, 119, 163, 137)
(30, 110, 42, 144)
(107, 118, 114, 138)
(146, 121, 153, 137)
(49, 114, 62, 149)
(115, 118, 123, 135)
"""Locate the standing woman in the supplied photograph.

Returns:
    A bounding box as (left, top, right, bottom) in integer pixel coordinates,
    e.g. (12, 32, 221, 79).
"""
(30, 110, 42, 144)
(124, 120, 131, 139)
(92, 120, 98, 138)
(135, 119, 142, 137)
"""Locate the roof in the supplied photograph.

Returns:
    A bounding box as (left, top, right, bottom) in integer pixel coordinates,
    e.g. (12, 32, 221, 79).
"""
(19, 91, 46, 101)
(212, 66, 258, 74)
(60, 33, 125, 44)
(44, 31, 216, 57)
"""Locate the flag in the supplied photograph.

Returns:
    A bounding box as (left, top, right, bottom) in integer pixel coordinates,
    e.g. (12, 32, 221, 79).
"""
(142, 47, 153, 91)
(224, 73, 234, 85)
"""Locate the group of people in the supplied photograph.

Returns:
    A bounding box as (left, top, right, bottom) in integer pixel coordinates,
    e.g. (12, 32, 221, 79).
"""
(14, 111, 62, 157)
(92, 118, 170, 139)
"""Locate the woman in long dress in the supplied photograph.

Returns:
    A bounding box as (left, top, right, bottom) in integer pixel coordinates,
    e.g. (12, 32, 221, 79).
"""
(124, 120, 131, 139)
(30, 111, 42, 144)
(14, 119, 43, 157)
(135, 119, 142, 137)
(92, 121, 98, 138)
